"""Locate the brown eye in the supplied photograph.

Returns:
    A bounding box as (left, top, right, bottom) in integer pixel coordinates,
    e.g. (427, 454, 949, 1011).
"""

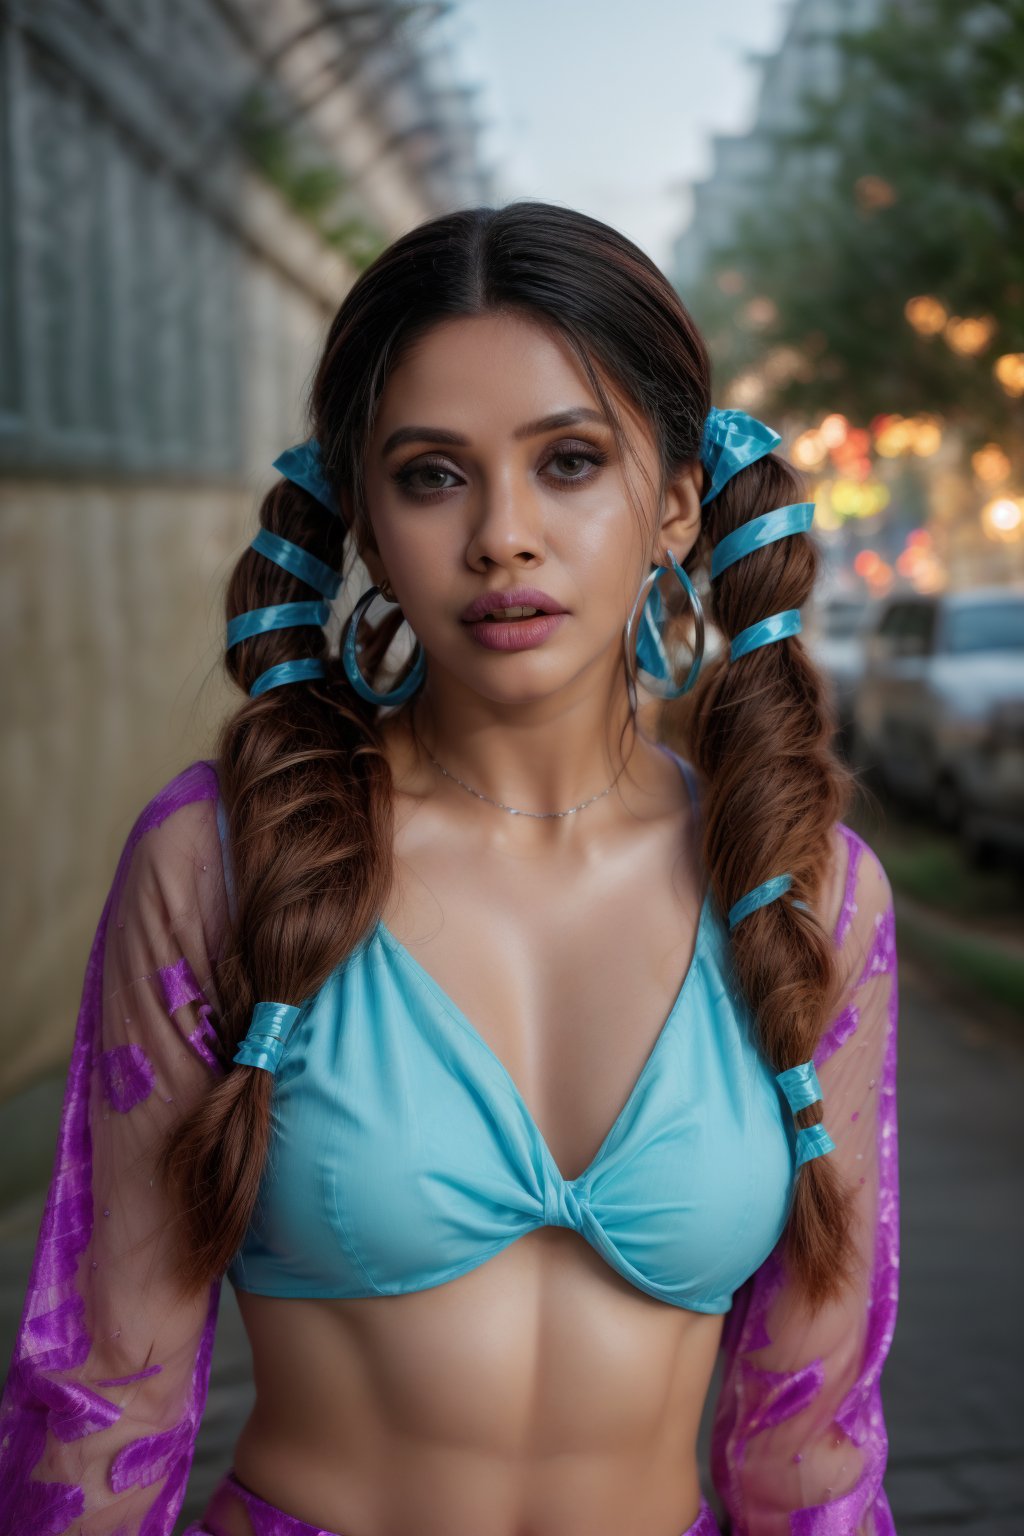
(391, 459, 461, 499)
(546, 447, 608, 484)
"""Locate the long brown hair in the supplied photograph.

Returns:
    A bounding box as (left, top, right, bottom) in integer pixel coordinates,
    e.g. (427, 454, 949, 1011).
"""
(160, 200, 856, 1309)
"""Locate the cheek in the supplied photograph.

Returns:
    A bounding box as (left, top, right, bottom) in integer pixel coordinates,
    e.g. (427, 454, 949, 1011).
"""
(367, 498, 437, 575)
(563, 518, 647, 623)
(376, 525, 455, 625)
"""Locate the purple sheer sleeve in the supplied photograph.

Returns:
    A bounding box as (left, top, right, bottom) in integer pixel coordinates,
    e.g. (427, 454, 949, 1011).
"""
(0, 761, 230, 1535)
(710, 826, 900, 1536)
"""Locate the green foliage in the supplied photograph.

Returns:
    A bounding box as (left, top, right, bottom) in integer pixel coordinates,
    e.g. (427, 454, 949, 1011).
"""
(687, 0, 1024, 468)
(237, 88, 387, 271)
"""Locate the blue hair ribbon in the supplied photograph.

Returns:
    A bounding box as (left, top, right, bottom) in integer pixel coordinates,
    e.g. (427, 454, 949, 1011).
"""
(700, 408, 782, 506)
(729, 608, 803, 661)
(227, 600, 331, 651)
(728, 873, 811, 929)
(272, 441, 340, 518)
(795, 1123, 836, 1168)
(249, 657, 327, 699)
(250, 528, 341, 601)
(233, 1001, 304, 1074)
(777, 1064, 834, 1166)
(728, 873, 793, 929)
(239, 530, 339, 696)
(710, 503, 815, 580)
(776, 1060, 823, 1113)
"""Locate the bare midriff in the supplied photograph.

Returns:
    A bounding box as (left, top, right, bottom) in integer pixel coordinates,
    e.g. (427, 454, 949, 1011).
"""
(228, 1242, 724, 1536)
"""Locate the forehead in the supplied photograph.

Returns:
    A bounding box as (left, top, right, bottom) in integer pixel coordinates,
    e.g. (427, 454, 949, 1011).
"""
(369, 311, 649, 446)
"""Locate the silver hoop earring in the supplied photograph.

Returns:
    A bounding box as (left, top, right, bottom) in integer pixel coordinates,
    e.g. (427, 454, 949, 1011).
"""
(623, 551, 705, 712)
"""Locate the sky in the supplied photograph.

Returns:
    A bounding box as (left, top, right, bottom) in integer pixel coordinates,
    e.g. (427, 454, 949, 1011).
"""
(436, 0, 795, 276)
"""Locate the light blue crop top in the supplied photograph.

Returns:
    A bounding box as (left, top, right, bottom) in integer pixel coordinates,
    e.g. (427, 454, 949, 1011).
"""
(221, 750, 801, 1314)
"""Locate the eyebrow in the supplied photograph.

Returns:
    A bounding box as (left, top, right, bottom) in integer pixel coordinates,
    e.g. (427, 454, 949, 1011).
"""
(381, 407, 609, 458)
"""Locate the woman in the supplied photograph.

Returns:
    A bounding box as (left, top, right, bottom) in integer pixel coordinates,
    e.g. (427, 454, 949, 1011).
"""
(0, 202, 899, 1536)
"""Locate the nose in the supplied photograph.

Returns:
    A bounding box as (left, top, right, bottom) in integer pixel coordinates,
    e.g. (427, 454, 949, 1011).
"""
(465, 469, 546, 568)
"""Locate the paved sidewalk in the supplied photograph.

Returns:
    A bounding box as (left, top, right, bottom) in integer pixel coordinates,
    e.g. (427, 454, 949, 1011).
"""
(879, 947, 1024, 1532)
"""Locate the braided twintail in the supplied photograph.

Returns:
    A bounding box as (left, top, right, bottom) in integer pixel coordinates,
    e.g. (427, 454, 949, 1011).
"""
(688, 451, 859, 1306)
(160, 473, 401, 1292)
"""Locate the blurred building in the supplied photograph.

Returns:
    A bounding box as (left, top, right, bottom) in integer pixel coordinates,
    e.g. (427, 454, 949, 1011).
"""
(670, 0, 882, 291)
(0, 0, 491, 1092)
(668, 0, 1024, 601)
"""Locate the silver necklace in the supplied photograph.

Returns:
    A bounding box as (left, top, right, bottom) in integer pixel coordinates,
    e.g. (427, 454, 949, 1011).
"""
(425, 750, 625, 819)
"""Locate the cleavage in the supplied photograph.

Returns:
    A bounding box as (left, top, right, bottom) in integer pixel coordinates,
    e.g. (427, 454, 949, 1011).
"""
(382, 839, 702, 1182)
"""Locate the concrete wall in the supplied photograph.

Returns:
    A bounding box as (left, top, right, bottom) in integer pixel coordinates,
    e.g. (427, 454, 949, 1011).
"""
(0, 0, 486, 1094)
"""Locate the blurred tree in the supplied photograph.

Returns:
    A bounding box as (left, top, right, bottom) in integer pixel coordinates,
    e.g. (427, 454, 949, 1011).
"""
(688, 0, 1024, 469)
(239, 89, 387, 271)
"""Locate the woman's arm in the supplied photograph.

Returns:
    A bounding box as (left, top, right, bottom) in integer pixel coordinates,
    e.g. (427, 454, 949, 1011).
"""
(710, 825, 899, 1536)
(0, 762, 230, 1535)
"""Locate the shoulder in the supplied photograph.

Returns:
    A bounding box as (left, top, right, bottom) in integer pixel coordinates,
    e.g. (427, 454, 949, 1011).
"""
(815, 827, 897, 1073)
(816, 822, 892, 946)
(125, 759, 221, 849)
(823, 825, 897, 1047)
(109, 759, 229, 963)
(832, 825, 894, 942)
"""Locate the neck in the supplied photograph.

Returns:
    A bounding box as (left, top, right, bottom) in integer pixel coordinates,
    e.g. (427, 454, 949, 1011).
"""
(395, 674, 668, 839)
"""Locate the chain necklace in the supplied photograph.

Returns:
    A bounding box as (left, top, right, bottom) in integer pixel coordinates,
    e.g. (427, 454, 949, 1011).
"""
(425, 749, 627, 819)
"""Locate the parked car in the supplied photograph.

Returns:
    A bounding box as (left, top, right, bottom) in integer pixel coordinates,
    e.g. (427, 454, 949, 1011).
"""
(851, 584, 1024, 860)
(805, 593, 876, 746)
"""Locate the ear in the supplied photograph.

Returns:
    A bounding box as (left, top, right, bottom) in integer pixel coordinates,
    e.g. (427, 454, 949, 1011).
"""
(346, 508, 390, 590)
(359, 543, 388, 589)
(655, 459, 703, 566)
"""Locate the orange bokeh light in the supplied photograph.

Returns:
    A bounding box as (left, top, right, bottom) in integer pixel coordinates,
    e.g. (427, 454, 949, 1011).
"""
(819, 413, 849, 448)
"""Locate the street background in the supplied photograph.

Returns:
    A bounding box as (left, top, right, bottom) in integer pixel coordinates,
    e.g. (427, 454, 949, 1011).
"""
(2, 1, 1022, 1531)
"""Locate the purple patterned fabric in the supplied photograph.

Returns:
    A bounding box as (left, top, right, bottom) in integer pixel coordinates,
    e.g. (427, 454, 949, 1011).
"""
(0, 762, 227, 1534)
(0, 766, 899, 1534)
(98, 1044, 156, 1115)
(182, 1471, 727, 1536)
(711, 823, 900, 1534)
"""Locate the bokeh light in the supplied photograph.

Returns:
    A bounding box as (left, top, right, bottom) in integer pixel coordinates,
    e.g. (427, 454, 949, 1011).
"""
(818, 413, 849, 448)
(723, 371, 768, 411)
(909, 416, 943, 455)
(830, 478, 891, 519)
(873, 413, 943, 457)
(715, 268, 746, 296)
(895, 529, 946, 591)
(854, 174, 898, 212)
(980, 496, 1023, 542)
(792, 430, 828, 470)
(972, 443, 1011, 483)
(904, 294, 948, 335)
(994, 353, 1024, 396)
(742, 296, 778, 329)
(853, 549, 894, 593)
(944, 314, 997, 355)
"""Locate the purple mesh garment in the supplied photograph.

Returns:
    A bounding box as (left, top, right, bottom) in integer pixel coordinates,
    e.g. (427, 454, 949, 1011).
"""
(0, 762, 229, 1535)
(0, 763, 899, 1534)
(710, 824, 900, 1535)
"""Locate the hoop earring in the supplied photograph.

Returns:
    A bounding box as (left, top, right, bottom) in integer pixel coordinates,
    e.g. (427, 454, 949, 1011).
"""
(341, 583, 427, 706)
(623, 551, 705, 712)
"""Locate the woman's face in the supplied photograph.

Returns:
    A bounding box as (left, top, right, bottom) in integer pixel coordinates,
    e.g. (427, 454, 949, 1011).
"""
(359, 311, 701, 709)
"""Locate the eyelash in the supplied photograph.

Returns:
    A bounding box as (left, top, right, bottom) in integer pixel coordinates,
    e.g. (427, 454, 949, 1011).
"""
(390, 442, 610, 502)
